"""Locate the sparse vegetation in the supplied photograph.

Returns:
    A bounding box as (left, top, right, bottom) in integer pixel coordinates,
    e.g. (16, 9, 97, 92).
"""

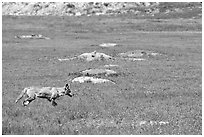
(2, 2, 202, 18)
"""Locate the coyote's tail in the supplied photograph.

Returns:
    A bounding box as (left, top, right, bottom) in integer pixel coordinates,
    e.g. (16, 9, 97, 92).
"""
(15, 88, 28, 103)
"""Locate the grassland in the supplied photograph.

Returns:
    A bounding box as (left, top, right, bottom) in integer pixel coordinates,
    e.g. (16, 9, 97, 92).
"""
(2, 15, 202, 135)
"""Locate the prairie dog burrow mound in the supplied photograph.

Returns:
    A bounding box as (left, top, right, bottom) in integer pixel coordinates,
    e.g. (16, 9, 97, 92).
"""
(58, 51, 114, 62)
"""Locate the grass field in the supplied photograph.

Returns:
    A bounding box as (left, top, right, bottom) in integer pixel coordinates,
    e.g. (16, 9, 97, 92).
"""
(2, 15, 202, 135)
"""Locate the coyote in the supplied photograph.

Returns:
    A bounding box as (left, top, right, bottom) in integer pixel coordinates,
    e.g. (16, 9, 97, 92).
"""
(15, 83, 73, 106)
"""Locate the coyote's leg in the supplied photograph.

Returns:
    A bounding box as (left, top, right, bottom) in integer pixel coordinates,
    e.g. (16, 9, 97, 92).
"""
(49, 89, 58, 106)
(51, 99, 57, 106)
(23, 97, 35, 106)
(15, 88, 28, 103)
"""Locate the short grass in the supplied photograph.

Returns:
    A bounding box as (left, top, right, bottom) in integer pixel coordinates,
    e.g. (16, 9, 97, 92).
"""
(2, 15, 202, 135)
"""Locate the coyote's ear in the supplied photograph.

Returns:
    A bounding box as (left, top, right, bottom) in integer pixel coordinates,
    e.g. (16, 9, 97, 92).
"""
(65, 83, 70, 90)
(65, 83, 69, 87)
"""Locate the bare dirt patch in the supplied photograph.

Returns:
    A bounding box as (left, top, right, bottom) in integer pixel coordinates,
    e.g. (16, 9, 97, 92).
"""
(81, 69, 117, 76)
(104, 64, 119, 68)
(119, 50, 160, 58)
(118, 50, 162, 61)
(15, 34, 50, 40)
(98, 43, 118, 48)
(71, 76, 115, 84)
(58, 51, 114, 62)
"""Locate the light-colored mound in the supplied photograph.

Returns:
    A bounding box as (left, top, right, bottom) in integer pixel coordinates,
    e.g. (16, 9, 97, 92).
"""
(119, 50, 160, 58)
(122, 58, 146, 61)
(72, 76, 115, 84)
(119, 50, 146, 58)
(99, 43, 117, 47)
(78, 51, 113, 61)
(81, 68, 117, 76)
(58, 51, 114, 62)
(104, 64, 119, 68)
(15, 34, 50, 39)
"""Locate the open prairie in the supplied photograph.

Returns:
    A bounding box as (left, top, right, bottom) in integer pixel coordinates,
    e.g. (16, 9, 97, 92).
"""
(2, 15, 202, 134)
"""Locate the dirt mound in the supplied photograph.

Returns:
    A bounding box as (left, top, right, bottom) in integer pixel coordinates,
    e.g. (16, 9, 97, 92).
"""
(119, 50, 160, 58)
(15, 34, 50, 40)
(58, 51, 113, 62)
(71, 76, 115, 84)
(119, 50, 146, 58)
(122, 58, 146, 61)
(81, 69, 117, 76)
(118, 50, 161, 61)
(104, 64, 119, 68)
(98, 43, 118, 48)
